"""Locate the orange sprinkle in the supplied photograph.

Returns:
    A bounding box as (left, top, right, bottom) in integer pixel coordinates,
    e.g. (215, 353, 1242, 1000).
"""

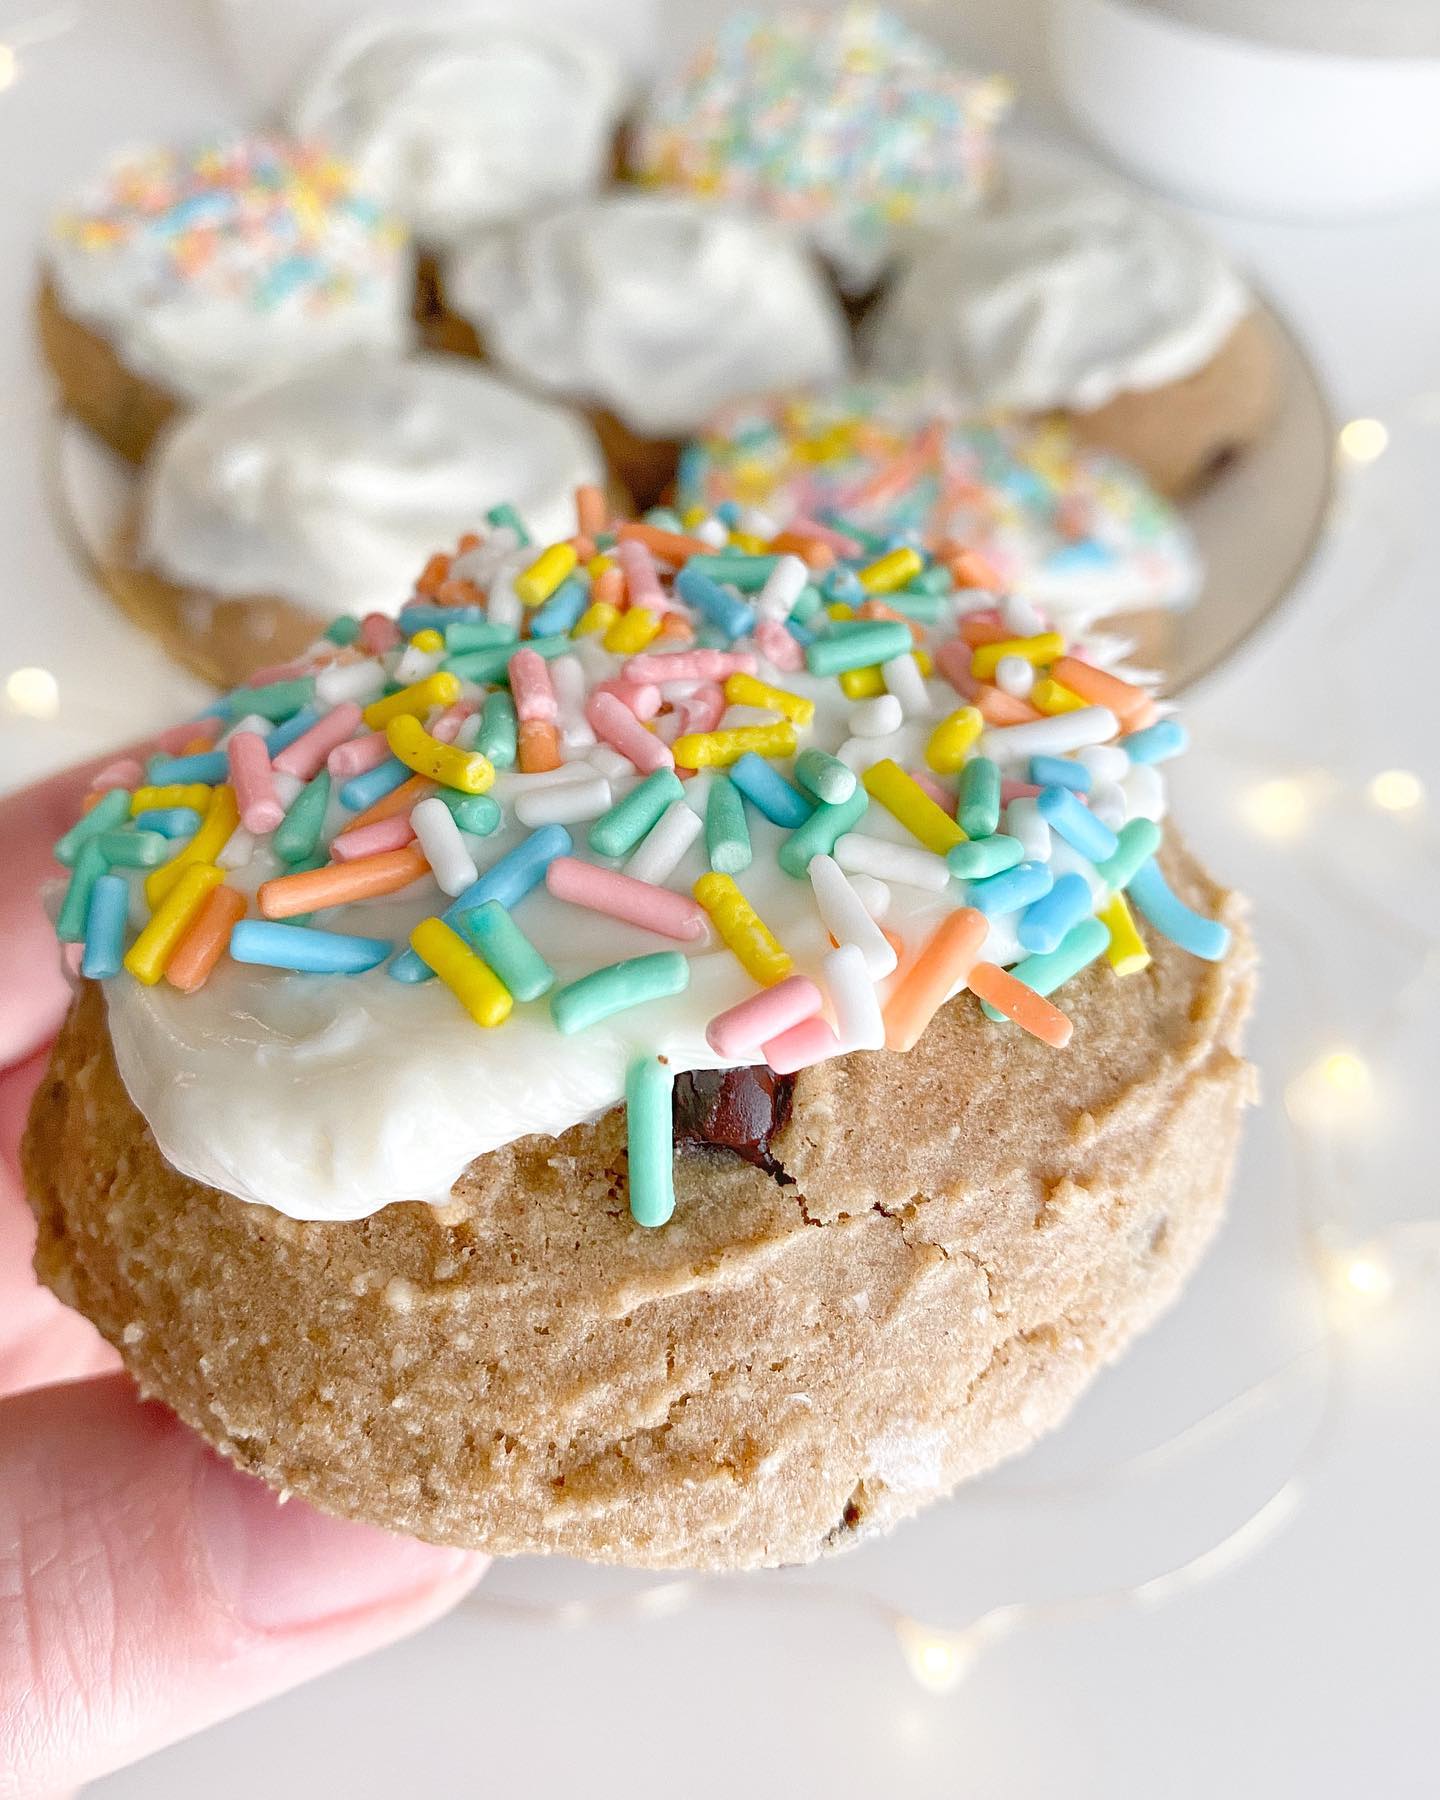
(857, 599, 925, 643)
(593, 565, 625, 611)
(258, 844, 430, 920)
(940, 544, 1005, 590)
(958, 615, 1007, 647)
(975, 685, 1042, 726)
(457, 532, 481, 553)
(436, 577, 483, 608)
(966, 962, 1074, 1048)
(656, 613, 694, 644)
(336, 773, 434, 836)
(576, 484, 608, 538)
(518, 718, 562, 773)
(769, 531, 835, 571)
(80, 791, 103, 815)
(615, 521, 712, 565)
(570, 533, 597, 563)
(415, 553, 452, 596)
(1049, 657, 1158, 730)
(882, 907, 988, 1052)
(165, 885, 247, 993)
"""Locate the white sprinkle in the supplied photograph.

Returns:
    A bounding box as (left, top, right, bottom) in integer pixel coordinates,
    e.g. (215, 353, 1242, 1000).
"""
(550, 654, 597, 748)
(848, 693, 903, 737)
(454, 713, 482, 749)
(1078, 744, 1129, 783)
(1122, 762, 1167, 823)
(824, 943, 886, 1051)
(272, 770, 303, 809)
(508, 761, 601, 789)
(316, 660, 386, 706)
(586, 743, 634, 783)
(845, 872, 891, 919)
(741, 506, 779, 539)
(979, 706, 1119, 763)
(486, 564, 523, 632)
(810, 853, 899, 976)
(1002, 593, 1046, 636)
(393, 644, 444, 685)
(411, 797, 478, 897)
(513, 775, 612, 827)
(836, 735, 900, 774)
(756, 553, 809, 621)
(695, 516, 729, 548)
(1089, 779, 1129, 832)
(952, 587, 1000, 617)
(219, 711, 270, 746)
(217, 824, 255, 870)
(1005, 796, 1052, 862)
(625, 800, 702, 885)
(994, 654, 1036, 698)
(882, 652, 933, 718)
(720, 704, 780, 730)
(835, 832, 952, 893)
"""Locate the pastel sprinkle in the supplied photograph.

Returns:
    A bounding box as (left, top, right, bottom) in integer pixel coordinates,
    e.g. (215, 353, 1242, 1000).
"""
(729, 751, 813, 828)
(1126, 860, 1231, 962)
(550, 952, 691, 1034)
(125, 863, 224, 985)
(1018, 871, 1094, 955)
(410, 917, 513, 1026)
(80, 872, 129, 978)
(626, 1055, 676, 1228)
(464, 901, 555, 1002)
(694, 872, 792, 986)
(1097, 891, 1151, 976)
(231, 919, 392, 975)
(979, 917, 1110, 1022)
(705, 775, 752, 873)
(588, 769, 686, 860)
(861, 759, 965, 855)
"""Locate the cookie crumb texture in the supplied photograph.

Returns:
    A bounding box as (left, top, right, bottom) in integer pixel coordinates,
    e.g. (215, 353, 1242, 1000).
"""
(25, 845, 1253, 1571)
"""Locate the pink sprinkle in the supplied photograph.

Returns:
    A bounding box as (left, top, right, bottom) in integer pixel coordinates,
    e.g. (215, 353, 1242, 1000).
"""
(706, 975, 824, 1059)
(152, 716, 222, 755)
(244, 654, 311, 687)
(680, 683, 725, 734)
(327, 731, 391, 779)
(585, 691, 674, 774)
(91, 757, 144, 793)
(227, 731, 283, 834)
(545, 855, 706, 941)
(593, 677, 661, 720)
(615, 539, 676, 613)
(331, 815, 414, 860)
(273, 702, 361, 781)
(762, 1014, 843, 1075)
(1001, 778, 1042, 804)
(789, 515, 863, 557)
(359, 613, 401, 655)
(909, 769, 954, 811)
(755, 617, 804, 672)
(623, 649, 757, 684)
(429, 700, 478, 745)
(508, 648, 558, 723)
(935, 639, 981, 699)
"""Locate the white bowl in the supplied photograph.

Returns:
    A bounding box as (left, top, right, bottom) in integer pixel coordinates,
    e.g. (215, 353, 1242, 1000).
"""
(1049, 0, 1440, 218)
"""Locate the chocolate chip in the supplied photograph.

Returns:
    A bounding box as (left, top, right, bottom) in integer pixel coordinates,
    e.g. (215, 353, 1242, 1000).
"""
(672, 1066, 795, 1180)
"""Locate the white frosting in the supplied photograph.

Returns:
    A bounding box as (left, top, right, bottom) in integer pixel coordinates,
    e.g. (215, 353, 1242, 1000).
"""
(139, 355, 606, 617)
(444, 193, 852, 438)
(290, 19, 627, 248)
(46, 138, 414, 405)
(863, 164, 1250, 413)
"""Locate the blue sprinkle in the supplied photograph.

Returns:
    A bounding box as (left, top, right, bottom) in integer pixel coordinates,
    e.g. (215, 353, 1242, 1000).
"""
(1018, 872, 1094, 954)
(1036, 785, 1120, 863)
(715, 500, 742, 527)
(1126, 859, 1231, 961)
(967, 860, 1054, 917)
(265, 704, 323, 757)
(821, 566, 863, 603)
(1030, 755, 1091, 793)
(80, 874, 129, 979)
(729, 751, 813, 829)
(529, 576, 589, 637)
(389, 825, 573, 982)
(231, 921, 392, 975)
(339, 758, 409, 812)
(399, 602, 487, 634)
(675, 566, 755, 641)
(147, 749, 228, 785)
(1121, 719, 1189, 765)
(133, 806, 201, 839)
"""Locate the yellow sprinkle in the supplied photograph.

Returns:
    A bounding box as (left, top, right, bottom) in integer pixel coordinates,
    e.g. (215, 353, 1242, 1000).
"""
(604, 607, 663, 655)
(672, 723, 798, 768)
(573, 600, 620, 638)
(839, 665, 886, 699)
(926, 706, 984, 774)
(727, 531, 768, 554)
(693, 872, 793, 987)
(825, 601, 855, 620)
(130, 782, 212, 815)
(145, 785, 239, 907)
(514, 542, 578, 607)
(586, 553, 616, 580)
(363, 672, 461, 731)
(914, 648, 934, 677)
(859, 546, 923, 594)
(680, 505, 708, 529)
(386, 714, 495, 794)
(1030, 677, 1088, 716)
(1098, 892, 1151, 976)
(970, 632, 1065, 682)
(409, 918, 513, 1026)
(723, 672, 815, 725)
(862, 758, 966, 854)
(125, 863, 223, 985)
(409, 627, 445, 653)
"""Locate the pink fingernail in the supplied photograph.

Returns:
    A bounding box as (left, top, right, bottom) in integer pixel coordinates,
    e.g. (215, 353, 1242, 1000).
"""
(195, 1454, 476, 1632)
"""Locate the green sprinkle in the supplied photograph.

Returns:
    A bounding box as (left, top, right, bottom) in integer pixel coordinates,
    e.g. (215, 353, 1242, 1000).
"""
(444, 619, 518, 653)
(683, 553, 781, 591)
(821, 512, 888, 553)
(692, 624, 729, 650)
(643, 506, 683, 531)
(1094, 817, 1162, 892)
(805, 621, 912, 676)
(437, 790, 502, 835)
(947, 834, 1023, 881)
(485, 502, 530, 544)
(626, 1054, 676, 1228)
(93, 829, 168, 869)
(443, 634, 569, 684)
(236, 676, 316, 722)
(588, 769, 684, 859)
(324, 616, 361, 646)
(885, 589, 948, 623)
(789, 584, 824, 623)
(778, 785, 869, 878)
(57, 840, 108, 943)
(475, 691, 517, 768)
(705, 775, 751, 874)
(54, 787, 129, 866)
(464, 900, 555, 1002)
(958, 757, 1001, 838)
(280, 852, 327, 928)
(273, 771, 331, 865)
(908, 564, 954, 596)
(980, 918, 1109, 1022)
(550, 952, 690, 1035)
(793, 748, 857, 806)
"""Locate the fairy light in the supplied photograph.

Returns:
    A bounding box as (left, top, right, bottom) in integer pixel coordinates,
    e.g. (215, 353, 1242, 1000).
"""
(0, 45, 16, 91)
(4, 665, 59, 719)
(1319, 1050, 1371, 1096)
(894, 1618, 976, 1693)
(1339, 1251, 1396, 1303)
(1337, 418, 1389, 463)
(1239, 777, 1310, 840)
(1368, 769, 1424, 812)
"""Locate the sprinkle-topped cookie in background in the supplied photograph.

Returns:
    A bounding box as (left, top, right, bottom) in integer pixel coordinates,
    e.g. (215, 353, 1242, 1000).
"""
(38, 135, 414, 461)
(680, 386, 1202, 629)
(631, 5, 1012, 294)
(27, 485, 1252, 1569)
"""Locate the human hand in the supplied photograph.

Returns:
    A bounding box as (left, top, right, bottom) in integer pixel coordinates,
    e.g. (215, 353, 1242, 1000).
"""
(0, 759, 486, 1798)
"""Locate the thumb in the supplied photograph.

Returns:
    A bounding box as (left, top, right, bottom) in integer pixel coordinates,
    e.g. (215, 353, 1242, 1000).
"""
(1, 1374, 484, 1798)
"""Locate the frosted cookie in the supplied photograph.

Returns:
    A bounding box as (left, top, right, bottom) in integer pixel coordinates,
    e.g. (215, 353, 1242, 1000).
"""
(863, 165, 1279, 495)
(26, 497, 1253, 1571)
(39, 135, 414, 462)
(106, 355, 609, 688)
(291, 19, 628, 249)
(680, 385, 1202, 628)
(443, 192, 851, 505)
(631, 5, 1011, 297)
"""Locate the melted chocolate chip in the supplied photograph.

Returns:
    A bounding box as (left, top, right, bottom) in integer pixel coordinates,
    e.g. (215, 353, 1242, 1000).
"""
(672, 1066, 795, 1180)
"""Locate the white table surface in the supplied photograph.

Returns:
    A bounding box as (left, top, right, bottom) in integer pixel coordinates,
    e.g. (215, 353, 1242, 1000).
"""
(2, 4, 1437, 1796)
